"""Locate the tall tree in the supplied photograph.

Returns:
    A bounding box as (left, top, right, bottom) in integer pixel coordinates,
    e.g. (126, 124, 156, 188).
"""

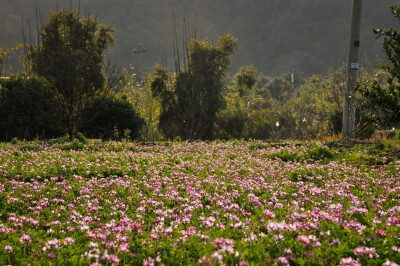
(357, 5, 400, 127)
(151, 34, 238, 140)
(29, 9, 114, 138)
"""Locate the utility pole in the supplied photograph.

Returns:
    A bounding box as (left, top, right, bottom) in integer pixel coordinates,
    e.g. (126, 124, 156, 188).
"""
(342, 0, 363, 138)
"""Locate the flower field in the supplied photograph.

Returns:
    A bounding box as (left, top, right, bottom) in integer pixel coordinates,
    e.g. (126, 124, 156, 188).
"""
(0, 140, 399, 265)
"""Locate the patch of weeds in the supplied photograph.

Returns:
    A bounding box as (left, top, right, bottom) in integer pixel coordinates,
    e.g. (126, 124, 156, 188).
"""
(60, 140, 85, 151)
(307, 145, 335, 161)
(268, 150, 301, 162)
(19, 145, 43, 151)
(249, 143, 271, 150)
(48, 135, 71, 144)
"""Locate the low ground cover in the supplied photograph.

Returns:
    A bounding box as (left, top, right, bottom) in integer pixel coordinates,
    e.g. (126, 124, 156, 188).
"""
(0, 140, 399, 265)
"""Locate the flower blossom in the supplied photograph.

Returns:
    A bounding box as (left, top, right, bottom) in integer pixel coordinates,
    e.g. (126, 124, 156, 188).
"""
(339, 257, 361, 265)
(4, 245, 13, 253)
(20, 234, 31, 244)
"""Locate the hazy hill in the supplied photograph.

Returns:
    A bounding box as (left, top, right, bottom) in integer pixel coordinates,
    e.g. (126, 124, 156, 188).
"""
(0, 0, 398, 76)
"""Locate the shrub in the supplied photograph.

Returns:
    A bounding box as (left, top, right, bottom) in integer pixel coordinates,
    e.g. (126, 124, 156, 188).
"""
(81, 96, 144, 140)
(0, 75, 61, 141)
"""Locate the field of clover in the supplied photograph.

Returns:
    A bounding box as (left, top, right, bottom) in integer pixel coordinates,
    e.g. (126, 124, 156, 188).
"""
(0, 140, 400, 265)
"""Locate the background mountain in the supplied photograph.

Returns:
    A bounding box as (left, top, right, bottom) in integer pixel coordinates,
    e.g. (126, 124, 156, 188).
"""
(0, 0, 398, 76)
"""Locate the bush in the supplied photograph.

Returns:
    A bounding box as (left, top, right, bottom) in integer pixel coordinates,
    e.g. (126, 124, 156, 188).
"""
(215, 110, 246, 140)
(81, 96, 144, 140)
(75, 132, 88, 144)
(0, 75, 61, 141)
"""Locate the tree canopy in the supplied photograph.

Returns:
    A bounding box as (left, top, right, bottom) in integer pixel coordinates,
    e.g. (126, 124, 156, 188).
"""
(29, 9, 114, 138)
(151, 34, 238, 140)
(357, 5, 400, 128)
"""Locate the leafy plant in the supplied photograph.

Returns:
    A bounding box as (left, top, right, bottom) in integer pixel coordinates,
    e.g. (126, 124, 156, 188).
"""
(356, 5, 400, 128)
(29, 8, 114, 139)
(151, 34, 238, 140)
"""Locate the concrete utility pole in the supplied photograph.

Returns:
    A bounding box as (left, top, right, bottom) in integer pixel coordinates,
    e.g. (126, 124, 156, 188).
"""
(342, 0, 363, 138)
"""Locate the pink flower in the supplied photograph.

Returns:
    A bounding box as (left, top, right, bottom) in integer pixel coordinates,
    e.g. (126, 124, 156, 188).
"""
(48, 252, 56, 260)
(143, 256, 155, 266)
(339, 257, 361, 265)
(150, 232, 158, 240)
(211, 251, 223, 262)
(283, 248, 292, 254)
(263, 210, 276, 219)
(245, 232, 258, 242)
(277, 257, 290, 265)
(20, 234, 31, 244)
(198, 255, 212, 265)
(51, 220, 61, 227)
(109, 254, 120, 264)
(313, 241, 321, 247)
(354, 247, 379, 259)
(88, 241, 99, 249)
(383, 259, 399, 266)
(4, 245, 13, 253)
(63, 237, 75, 246)
(375, 229, 386, 237)
(297, 235, 310, 246)
(119, 243, 130, 253)
(386, 215, 400, 226)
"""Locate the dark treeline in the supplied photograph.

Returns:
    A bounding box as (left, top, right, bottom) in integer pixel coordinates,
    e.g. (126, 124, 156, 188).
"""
(0, 0, 398, 76)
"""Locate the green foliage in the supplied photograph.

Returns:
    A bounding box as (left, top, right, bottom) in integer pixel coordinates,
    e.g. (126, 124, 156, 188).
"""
(214, 66, 257, 139)
(266, 142, 336, 163)
(215, 71, 305, 140)
(0, 75, 61, 141)
(151, 34, 238, 140)
(0, 46, 11, 77)
(29, 8, 114, 138)
(235, 65, 257, 94)
(357, 5, 400, 128)
(289, 70, 344, 139)
(129, 76, 161, 141)
(269, 149, 302, 162)
(47, 135, 72, 144)
(61, 139, 85, 150)
(80, 96, 144, 140)
(75, 132, 87, 144)
(150, 65, 178, 139)
(215, 108, 247, 139)
(306, 143, 335, 160)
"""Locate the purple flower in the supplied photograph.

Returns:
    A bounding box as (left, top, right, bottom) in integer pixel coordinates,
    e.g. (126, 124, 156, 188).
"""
(383, 259, 399, 266)
(63, 237, 75, 246)
(297, 235, 310, 246)
(4, 245, 13, 253)
(339, 257, 361, 266)
(198, 255, 212, 265)
(48, 252, 56, 260)
(354, 247, 379, 259)
(119, 243, 130, 253)
(277, 257, 290, 265)
(211, 251, 223, 262)
(20, 234, 31, 244)
(375, 229, 386, 237)
(143, 256, 155, 266)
